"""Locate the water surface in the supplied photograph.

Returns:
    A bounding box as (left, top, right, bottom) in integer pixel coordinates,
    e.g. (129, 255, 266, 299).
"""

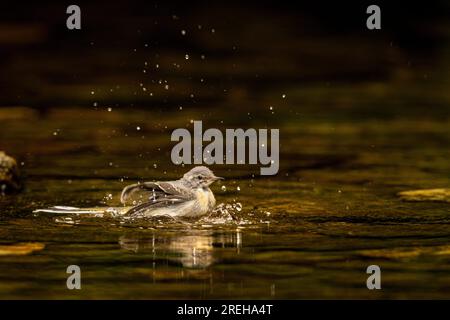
(1, 102, 449, 299)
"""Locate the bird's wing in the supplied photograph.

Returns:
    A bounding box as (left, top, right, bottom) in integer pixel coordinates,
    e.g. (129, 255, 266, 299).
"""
(124, 195, 191, 216)
(120, 180, 192, 205)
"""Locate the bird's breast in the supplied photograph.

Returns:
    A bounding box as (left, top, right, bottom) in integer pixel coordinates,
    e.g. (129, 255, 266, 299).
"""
(195, 187, 216, 212)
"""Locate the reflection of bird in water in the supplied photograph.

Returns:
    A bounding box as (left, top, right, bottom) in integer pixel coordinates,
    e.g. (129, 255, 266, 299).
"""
(119, 234, 214, 268)
(120, 166, 223, 218)
(119, 231, 242, 268)
(34, 166, 223, 218)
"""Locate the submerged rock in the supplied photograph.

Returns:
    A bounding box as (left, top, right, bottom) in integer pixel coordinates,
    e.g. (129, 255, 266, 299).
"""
(398, 188, 450, 203)
(0, 242, 45, 256)
(0, 151, 21, 194)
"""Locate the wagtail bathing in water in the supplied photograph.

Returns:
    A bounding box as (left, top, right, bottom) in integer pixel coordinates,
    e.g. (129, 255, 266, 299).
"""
(34, 166, 222, 218)
(120, 166, 223, 218)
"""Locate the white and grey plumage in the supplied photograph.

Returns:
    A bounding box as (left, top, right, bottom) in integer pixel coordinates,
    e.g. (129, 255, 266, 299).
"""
(119, 166, 223, 217)
(34, 166, 223, 218)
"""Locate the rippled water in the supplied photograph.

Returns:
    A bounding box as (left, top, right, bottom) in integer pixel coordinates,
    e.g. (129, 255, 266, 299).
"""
(1, 102, 449, 299)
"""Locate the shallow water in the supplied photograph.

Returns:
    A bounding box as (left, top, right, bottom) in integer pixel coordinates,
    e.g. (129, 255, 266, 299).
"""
(1, 102, 449, 299)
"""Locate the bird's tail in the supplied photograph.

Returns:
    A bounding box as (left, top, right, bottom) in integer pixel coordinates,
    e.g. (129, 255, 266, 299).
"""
(33, 205, 130, 216)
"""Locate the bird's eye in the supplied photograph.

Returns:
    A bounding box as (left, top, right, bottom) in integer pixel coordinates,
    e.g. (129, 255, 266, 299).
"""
(196, 175, 202, 180)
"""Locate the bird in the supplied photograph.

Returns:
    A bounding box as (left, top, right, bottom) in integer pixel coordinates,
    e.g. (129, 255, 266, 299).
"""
(33, 166, 223, 218)
(119, 166, 223, 218)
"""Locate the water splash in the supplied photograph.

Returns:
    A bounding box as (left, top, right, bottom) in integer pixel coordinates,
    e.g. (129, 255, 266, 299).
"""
(34, 201, 272, 229)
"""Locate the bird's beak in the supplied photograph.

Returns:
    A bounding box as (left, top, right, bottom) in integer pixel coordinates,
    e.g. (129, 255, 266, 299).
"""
(213, 176, 224, 181)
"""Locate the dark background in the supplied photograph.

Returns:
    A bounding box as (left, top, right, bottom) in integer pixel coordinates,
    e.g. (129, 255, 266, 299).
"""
(0, 1, 448, 109)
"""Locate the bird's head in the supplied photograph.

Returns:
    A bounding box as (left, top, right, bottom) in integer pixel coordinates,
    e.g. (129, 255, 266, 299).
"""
(182, 166, 223, 188)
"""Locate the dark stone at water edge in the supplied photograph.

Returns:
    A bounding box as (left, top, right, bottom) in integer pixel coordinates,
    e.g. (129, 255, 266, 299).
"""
(0, 151, 21, 194)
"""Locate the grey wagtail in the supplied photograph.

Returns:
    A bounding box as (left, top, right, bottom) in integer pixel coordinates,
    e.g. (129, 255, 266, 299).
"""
(34, 166, 223, 218)
(120, 166, 223, 218)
